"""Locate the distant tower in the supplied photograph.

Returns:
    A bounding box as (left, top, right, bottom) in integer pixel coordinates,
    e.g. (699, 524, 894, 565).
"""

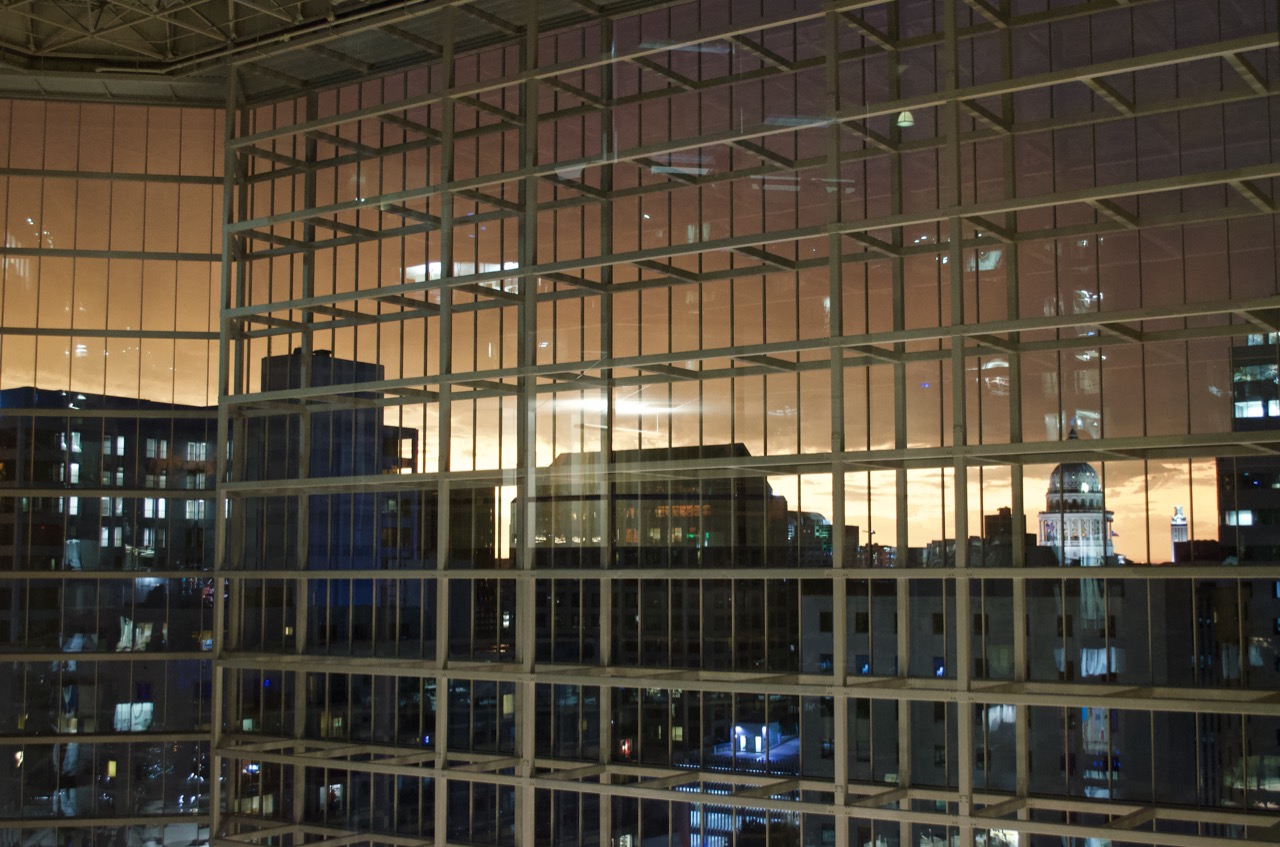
(1171, 505, 1189, 562)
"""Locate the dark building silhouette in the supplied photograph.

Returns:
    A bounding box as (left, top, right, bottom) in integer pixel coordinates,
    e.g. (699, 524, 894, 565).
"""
(523, 444, 792, 569)
(0, 387, 217, 573)
(237, 349, 419, 571)
(0, 387, 216, 821)
(1220, 339, 1280, 562)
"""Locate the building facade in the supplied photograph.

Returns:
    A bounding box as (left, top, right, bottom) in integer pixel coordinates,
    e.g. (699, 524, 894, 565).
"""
(2, 1, 1280, 846)
(1219, 338, 1280, 564)
(0, 388, 218, 841)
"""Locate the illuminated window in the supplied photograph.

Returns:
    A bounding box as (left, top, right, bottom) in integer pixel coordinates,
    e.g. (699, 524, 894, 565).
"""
(1235, 364, 1279, 383)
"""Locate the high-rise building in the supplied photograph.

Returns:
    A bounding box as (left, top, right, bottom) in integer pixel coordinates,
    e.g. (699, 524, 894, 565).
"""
(1220, 338, 1280, 563)
(1171, 505, 1189, 563)
(2, 1, 1280, 846)
(236, 348, 420, 571)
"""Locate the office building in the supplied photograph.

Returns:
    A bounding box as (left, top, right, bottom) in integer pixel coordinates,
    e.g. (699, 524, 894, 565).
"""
(1220, 338, 1280, 563)
(2, 0, 1280, 845)
(235, 348, 420, 572)
(0, 388, 217, 836)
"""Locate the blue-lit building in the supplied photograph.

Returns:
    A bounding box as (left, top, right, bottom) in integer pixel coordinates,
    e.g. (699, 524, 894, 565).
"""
(237, 349, 419, 571)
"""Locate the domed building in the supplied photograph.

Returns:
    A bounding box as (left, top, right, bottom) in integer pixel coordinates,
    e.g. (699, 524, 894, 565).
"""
(1038, 429, 1115, 568)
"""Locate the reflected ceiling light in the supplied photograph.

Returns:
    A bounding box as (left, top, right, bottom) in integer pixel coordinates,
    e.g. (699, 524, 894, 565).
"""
(638, 40, 730, 54)
(896, 110, 915, 128)
(572, 396, 673, 416)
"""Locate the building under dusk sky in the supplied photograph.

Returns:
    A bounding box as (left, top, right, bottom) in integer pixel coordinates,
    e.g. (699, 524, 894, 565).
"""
(1, 0, 1280, 845)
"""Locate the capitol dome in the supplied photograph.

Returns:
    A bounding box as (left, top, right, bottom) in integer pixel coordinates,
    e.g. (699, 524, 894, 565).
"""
(1037, 426, 1115, 568)
(1047, 461, 1100, 496)
(1043, 427, 1104, 512)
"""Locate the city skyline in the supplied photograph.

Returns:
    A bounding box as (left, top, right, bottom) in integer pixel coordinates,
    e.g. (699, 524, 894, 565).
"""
(0, 370, 1225, 565)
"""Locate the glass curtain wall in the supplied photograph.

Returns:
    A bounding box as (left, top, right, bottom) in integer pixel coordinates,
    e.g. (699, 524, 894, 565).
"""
(209, 0, 1279, 845)
(0, 102, 223, 845)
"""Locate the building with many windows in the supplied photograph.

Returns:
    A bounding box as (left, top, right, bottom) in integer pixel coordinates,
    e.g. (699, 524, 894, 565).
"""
(1219, 339, 1280, 564)
(2, 0, 1280, 846)
(0, 388, 217, 833)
